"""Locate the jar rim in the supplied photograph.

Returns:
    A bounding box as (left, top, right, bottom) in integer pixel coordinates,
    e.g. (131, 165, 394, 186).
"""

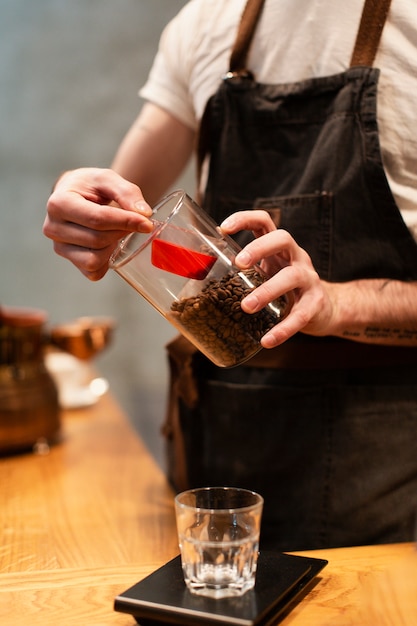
(109, 190, 186, 270)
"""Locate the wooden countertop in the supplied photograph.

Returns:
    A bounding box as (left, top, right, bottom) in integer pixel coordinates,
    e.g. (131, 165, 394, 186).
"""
(1, 391, 416, 625)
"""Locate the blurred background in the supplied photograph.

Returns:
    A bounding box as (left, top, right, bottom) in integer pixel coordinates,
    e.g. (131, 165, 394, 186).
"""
(0, 0, 192, 466)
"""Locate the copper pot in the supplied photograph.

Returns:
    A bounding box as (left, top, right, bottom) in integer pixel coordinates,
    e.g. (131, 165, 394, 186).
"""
(0, 306, 60, 454)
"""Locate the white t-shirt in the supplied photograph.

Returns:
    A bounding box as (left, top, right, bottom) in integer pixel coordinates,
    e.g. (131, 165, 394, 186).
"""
(140, 0, 417, 237)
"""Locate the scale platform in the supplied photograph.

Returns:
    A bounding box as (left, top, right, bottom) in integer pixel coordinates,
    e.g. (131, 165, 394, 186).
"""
(114, 551, 328, 625)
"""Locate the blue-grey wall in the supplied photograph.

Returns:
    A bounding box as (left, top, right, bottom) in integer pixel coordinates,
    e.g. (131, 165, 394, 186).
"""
(0, 0, 191, 465)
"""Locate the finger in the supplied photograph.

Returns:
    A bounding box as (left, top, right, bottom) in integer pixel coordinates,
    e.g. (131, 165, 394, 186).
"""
(48, 167, 154, 233)
(240, 265, 299, 312)
(58, 167, 153, 216)
(47, 192, 154, 234)
(260, 310, 310, 348)
(54, 241, 115, 281)
(257, 275, 327, 348)
(220, 209, 276, 238)
(235, 229, 307, 269)
(44, 208, 145, 250)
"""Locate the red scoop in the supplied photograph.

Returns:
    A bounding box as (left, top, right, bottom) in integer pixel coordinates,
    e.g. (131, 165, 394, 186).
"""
(151, 239, 216, 280)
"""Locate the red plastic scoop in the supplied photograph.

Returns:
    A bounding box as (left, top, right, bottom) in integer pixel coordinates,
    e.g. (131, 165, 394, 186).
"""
(151, 239, 216, 280)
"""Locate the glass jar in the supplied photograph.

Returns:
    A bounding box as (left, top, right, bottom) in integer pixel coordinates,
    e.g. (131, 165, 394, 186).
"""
(110, 190, 291, 368)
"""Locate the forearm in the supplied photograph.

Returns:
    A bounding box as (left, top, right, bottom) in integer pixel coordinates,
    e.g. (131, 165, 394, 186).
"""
(321, 279, 417, 346)
(111, 102, 195, 206)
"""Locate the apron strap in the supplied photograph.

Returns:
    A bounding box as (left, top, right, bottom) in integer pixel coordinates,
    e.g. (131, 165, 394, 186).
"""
(350, 0, 392, 66)
(229, 0, 266, 75)
(229, 0, 392, 73)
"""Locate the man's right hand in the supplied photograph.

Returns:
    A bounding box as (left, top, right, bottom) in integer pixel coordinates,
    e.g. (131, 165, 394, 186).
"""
(43, 167, 153, 280)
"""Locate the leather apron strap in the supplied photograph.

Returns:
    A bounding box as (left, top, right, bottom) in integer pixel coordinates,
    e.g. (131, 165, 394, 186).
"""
(228, 0, 266, 75)
(230, 0, 392, 73)
(350, 0, 392, 66)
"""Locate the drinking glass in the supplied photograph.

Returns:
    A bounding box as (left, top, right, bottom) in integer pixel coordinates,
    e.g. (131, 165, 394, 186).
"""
(175, 486, 264, 598)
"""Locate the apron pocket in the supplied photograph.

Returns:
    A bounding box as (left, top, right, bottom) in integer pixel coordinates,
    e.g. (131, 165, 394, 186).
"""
(255, 192, 334, 280)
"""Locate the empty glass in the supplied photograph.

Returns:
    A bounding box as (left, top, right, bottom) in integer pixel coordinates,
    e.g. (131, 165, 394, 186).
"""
(175, 487, 264, 598)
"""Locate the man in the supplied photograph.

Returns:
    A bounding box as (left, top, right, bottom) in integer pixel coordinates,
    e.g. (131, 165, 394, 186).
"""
(44, 0, 417, 550)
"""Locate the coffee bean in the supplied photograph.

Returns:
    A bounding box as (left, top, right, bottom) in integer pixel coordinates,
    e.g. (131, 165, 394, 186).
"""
(169, 269, 288, 367)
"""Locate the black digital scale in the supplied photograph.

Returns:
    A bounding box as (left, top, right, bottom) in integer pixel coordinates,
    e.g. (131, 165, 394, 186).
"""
(114, 551, 328, 625)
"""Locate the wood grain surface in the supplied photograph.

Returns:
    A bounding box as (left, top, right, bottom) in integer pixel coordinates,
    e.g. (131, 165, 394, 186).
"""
(1, 390, 416, 625)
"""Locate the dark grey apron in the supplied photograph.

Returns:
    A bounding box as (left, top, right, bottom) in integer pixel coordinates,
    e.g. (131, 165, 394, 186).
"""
(164, 0, 417, 550)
